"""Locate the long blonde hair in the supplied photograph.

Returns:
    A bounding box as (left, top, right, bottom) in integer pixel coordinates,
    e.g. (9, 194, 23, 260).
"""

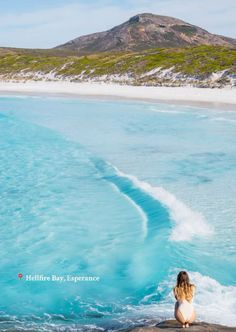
(174, 271, 195, 301)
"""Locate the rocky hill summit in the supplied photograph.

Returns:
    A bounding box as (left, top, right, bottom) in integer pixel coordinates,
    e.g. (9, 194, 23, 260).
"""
(55, 13, 236, 53)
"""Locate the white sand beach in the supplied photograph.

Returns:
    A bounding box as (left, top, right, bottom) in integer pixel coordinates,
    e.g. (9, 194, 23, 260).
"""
(0, 82, 235, 109)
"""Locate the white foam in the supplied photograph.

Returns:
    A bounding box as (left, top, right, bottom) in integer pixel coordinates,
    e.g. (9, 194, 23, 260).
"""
(211, 117, 236, 124)
(149, 107, 187, 114)
(111, 165, 213, 241)
(163, 271, 236, 327)
(191, 272, 236, 326)
(110, 183, 148, 239)
(133, 270, 236, 327)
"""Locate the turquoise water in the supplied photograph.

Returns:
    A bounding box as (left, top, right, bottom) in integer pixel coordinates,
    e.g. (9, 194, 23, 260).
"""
(0, 95, 235, 330)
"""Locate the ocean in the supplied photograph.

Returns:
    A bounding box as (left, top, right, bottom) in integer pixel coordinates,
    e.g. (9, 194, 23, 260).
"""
(0, 95, 235, 331)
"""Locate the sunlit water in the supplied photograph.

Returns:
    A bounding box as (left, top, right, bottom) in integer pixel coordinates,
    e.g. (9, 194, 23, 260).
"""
(0, 95, 235, 331)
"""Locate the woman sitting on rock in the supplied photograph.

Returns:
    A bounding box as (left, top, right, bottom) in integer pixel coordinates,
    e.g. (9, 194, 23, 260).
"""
(173, 271, 196, 328)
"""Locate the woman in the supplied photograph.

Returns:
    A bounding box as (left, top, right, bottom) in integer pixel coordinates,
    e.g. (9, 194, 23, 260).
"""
(173, 271, 196, 328)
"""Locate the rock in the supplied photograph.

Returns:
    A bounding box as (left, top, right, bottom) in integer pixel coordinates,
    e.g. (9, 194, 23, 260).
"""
(124, 320, 236, 332)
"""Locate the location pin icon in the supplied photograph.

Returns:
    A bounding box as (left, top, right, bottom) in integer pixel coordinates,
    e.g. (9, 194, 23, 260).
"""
(18, 273, 23, 279)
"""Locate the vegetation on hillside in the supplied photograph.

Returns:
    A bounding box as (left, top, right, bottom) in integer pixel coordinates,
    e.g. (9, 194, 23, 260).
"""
(0, 46, 235, 85)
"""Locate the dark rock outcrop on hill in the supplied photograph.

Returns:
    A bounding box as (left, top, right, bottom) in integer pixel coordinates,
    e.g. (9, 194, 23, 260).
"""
(55, 13, 236, 53)
(124, 320, 236, 332)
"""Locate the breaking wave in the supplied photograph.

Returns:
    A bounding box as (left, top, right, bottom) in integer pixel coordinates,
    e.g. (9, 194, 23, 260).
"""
(106, 162, 213, 242)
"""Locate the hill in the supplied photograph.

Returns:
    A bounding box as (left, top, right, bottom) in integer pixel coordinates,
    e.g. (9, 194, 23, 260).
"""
(55, 13, 236, 53)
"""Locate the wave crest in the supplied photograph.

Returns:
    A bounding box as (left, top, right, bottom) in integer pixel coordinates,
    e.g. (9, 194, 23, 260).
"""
(111, 164, 213, 242)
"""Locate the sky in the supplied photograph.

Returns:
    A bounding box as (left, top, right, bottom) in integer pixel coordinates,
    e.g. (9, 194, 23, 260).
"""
(0, 0, 235, 49)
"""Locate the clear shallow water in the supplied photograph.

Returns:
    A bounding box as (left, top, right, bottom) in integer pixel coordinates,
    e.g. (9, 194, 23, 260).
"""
(0, 95, 235, 330)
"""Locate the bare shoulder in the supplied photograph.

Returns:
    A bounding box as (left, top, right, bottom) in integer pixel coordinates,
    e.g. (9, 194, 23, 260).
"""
(173, 286, 178, 296)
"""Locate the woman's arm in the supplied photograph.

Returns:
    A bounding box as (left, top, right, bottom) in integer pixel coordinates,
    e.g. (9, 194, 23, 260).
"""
(191, 285, 196, 297)
(173, 287, 178, 300)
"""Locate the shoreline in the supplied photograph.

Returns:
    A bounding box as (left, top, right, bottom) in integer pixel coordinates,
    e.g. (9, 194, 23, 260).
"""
(0, 319, 235, 331)
(0, 81, 236, 110)
(125, 320, 236, 331)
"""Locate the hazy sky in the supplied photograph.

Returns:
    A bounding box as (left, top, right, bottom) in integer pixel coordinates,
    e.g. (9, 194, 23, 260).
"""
(0, 0, 235, 49)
